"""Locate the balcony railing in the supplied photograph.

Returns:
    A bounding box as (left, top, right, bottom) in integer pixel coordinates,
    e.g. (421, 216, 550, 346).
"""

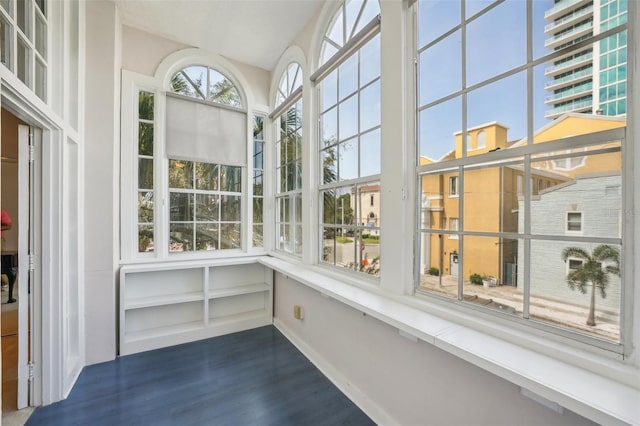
(545, 5, 593, 34)
(545, 51, 593, 75)
(545, 21, 593, 48)
(545, 0, 590, 20)
(545, 67, 593, 88)
(545, 82, 593, 102)
(545, 97, 593, 118)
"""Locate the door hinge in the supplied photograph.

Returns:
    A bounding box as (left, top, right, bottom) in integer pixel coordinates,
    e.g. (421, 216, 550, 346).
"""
(28, 254, 35, 272)
(28, 362, 35, 381)
(28, 145, 35, 163)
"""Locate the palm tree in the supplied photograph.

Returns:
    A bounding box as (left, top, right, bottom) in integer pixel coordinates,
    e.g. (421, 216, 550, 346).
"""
(561, 245, 620, 326)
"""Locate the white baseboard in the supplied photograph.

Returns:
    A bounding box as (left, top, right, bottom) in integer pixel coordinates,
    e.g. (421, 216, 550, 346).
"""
(274, 318, 396, 426)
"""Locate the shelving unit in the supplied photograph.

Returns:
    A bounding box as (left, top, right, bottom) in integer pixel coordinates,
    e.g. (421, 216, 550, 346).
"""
(119, 257, 273, 355)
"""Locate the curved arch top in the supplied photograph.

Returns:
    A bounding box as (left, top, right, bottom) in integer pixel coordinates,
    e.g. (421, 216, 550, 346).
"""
(270, 45, 307, 110)
(154, 48, 254, 110)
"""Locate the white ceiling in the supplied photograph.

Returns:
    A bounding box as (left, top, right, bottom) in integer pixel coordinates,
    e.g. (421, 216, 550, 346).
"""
(116, 0, 326, 71)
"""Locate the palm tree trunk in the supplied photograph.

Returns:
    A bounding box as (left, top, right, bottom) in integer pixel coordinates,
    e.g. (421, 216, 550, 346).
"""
(587, 281, 596, 326)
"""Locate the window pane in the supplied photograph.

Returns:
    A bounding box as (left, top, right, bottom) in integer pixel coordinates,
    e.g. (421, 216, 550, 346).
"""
(138, 123, 153, 156)
(419, 30, 461, 105)
(253, 170, 263, 196)
(466, 1, 526, 86)
(0, 15, 11, 69)
(139, 92, 154, 120)
(418, 0, 460, 48)
(138, 158, 153, 190)
(220, 195, 240, 222)
(17, 35, 29, 85)
(338, 138, 358, 181)
(196, 224, 218, 251)
(462, 157, 524, 233)
(196, 194, 219, 222)
(338, 54, 358, 101)
(528, 240, 620, 343)
(220, 166, 241, 192)
(360, 128, 380, 177)
(169, 224, 193, 252)
(253, 198, 263, 223)
(169, 160, 193, 189)
(462, 236, 522, 315)
(137, 191, 154, 223)
(17, 0, 28, 36)
(359, 34, 380, 87)
(338, 95, 358, 140)
(531, 147, 621, 239)
(418, 96, 461, 163)
(35, 58, 45, 100)
(35, 12, 45, 56)
(321, 106, 338, 146)
(322, 190, 336, 225)
(208, 69, 241, 107)
(322, 147, 337, 184)
(195, 163, 218, 190)
(321, 226, 336, 265)
(253, 225, 263, 248)
(467, 71, 527, 143)
(360, 80, 380, 132)
(220, 224, 240, 249)
(170, 193, 193, 222)
(418, 232, 459, 300)
(138, 226, 153, 253)
(321, 70, 338, 112)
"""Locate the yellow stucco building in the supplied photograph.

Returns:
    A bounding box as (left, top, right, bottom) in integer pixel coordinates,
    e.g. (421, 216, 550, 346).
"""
(420, 113, 625, 285)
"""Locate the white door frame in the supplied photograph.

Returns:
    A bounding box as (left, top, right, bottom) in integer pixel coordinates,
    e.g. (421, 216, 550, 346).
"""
(2, 73, 84, 406)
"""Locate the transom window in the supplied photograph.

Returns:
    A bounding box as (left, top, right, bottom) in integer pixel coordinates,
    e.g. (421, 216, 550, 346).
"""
(317, 0, 381, 277)
(0, 0, 48, 100)
(170, 65, 241, 108)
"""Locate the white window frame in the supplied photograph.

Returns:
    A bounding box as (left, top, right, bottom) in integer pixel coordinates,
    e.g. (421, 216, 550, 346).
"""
(120, 49, 257, 262)
(566, 211, 583, 234)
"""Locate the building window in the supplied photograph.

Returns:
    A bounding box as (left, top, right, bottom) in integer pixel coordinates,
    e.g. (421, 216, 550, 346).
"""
(449, 218, 459, 239)
(415, 0, 627, 347)
(0, 0, 48, 100)
(567, 211, 582, 233)
(449, 176, 458, 196)
(316, 0, 381, 277)
(370, 194, 374, 206)
(168, 160, 242, 252)
(137, 91, 155, 252)
(477, 130, 486, 149)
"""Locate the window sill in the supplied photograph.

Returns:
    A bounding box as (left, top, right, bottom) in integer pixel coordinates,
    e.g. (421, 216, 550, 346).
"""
(258, 255, 639, 426)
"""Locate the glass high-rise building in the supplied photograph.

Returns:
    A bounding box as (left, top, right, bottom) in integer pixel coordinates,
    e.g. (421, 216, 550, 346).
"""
(544, 0, 627, 119)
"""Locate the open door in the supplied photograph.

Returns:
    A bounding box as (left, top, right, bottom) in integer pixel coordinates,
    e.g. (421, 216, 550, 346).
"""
(17, 124, 37, 408)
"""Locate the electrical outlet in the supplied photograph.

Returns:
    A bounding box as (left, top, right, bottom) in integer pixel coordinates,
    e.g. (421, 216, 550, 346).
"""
(293, 305, 303, 320)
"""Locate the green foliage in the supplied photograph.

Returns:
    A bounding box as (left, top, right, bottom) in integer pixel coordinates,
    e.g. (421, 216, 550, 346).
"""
(336, 236, 353, 244)
(427, 267, 439, 276)
(561, 244, 620, 326)
(470, 273, 486, 285)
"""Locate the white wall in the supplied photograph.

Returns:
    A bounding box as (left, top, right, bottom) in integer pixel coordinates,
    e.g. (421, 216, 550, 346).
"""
(83, 0, 121, 364)
(274, 273, 594, 425)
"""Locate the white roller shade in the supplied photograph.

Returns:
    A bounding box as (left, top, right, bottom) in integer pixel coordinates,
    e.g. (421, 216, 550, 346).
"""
(166, 93, 247, 166)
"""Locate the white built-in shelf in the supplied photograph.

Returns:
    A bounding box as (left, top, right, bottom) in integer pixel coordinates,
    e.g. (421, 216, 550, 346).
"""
(120, 258, 273, 355)
(124, 321, 204, 343)
(208, 283, 270, 299)
(124, 292, 204, 309)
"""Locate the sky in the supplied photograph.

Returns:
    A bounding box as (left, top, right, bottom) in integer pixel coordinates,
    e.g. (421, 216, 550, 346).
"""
(417, 0, 584, 160)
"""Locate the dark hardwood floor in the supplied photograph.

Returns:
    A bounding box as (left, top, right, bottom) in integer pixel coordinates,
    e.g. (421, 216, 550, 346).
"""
(26, 326, 374, 426)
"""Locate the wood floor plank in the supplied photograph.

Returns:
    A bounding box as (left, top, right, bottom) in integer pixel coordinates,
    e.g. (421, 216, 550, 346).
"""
(26, 326, 374, 426)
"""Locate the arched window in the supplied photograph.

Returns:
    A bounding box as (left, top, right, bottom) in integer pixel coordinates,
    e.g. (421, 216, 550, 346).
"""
(170, 65, 242, 108)
(316, 0, 381, 277)
(276, 63, 302, 106)
(272, 62, 304, 256)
